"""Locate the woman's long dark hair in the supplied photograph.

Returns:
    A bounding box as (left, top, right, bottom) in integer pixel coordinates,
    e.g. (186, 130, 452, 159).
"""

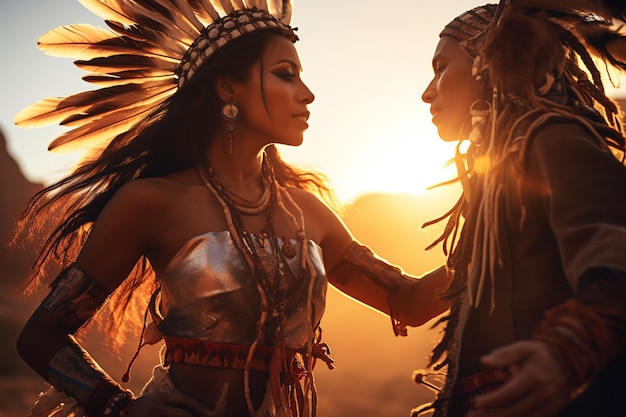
(13, 30, 335, 344)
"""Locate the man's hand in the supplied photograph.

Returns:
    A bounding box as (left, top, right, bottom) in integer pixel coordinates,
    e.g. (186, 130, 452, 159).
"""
(467, 341, 571, 417)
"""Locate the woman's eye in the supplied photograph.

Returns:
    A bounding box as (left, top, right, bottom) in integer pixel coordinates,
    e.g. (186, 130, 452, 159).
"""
(275, 72, 295, 81)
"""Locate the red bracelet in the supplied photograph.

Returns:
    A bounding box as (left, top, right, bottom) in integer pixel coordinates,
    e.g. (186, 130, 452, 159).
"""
(532, 299, 618, 390)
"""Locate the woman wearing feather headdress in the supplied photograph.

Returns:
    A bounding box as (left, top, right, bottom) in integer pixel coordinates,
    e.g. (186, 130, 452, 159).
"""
(12, 1, 453, 417)
(414, 1, 626, 416)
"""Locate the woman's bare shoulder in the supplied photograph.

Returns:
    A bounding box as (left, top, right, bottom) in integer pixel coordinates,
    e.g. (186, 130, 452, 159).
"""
(114, 173, 199, 206)
(112, 178, 171, 208)
(284, 188, 344, 228)
(285, 187, 343, 217)
(285, 187, 323, 205)
(97, 177, 195, 233)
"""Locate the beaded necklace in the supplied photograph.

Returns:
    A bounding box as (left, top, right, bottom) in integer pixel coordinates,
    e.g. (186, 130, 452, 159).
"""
(196, 154, 318, 416)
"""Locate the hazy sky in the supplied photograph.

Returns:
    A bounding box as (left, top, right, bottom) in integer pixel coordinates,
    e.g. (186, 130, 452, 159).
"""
(2, 1, 624, 202)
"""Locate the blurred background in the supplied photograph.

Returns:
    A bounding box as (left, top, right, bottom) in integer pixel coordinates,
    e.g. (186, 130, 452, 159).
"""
(1, 1, 625, 416)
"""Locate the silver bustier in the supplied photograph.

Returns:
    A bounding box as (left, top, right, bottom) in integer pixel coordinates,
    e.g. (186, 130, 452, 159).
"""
(157, 231, 327, 350)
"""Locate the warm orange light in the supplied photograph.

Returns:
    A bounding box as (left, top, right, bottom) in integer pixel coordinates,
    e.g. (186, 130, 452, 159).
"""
(474, 155, 491, 174)
(356, 126, 458, 197)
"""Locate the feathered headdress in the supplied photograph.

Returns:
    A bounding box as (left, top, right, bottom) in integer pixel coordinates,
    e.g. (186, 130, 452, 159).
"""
(14, 0, 296, 152)
(442, 1, 626, 105)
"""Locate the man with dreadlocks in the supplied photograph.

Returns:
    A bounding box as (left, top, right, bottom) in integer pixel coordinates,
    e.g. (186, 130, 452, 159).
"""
(416, 2, 626, 417)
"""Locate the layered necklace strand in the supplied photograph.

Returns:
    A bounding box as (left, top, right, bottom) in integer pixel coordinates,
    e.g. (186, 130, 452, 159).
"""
(196, 155, 317, 416)
(197, 159, 284, 311)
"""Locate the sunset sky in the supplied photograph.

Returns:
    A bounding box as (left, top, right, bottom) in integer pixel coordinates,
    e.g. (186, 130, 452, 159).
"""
(1, 1, 625, 203)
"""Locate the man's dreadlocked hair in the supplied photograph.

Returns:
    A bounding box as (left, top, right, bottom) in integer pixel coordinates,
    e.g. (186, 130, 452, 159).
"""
(426, 1, 626, 370)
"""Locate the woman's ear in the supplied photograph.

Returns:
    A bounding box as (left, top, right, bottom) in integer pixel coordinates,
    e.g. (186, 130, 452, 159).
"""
(213, 75, 236, 102)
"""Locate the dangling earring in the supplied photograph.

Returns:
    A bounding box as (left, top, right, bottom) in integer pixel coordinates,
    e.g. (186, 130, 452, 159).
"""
(468, 99, 491, 144)
(221, 101, 239, 156)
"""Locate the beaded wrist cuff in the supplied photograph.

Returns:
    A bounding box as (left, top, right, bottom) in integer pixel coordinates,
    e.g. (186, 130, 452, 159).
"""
(85, 379, 134, 417)
(47, 344, 109, 405)
(47, 344, 134, 417)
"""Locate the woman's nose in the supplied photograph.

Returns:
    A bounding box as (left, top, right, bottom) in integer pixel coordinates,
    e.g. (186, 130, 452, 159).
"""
(303, 89, 315, 104)
(301, 81, 315, 104)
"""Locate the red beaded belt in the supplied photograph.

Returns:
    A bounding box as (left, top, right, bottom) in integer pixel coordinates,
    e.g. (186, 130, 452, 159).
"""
(164, 337, 297, 372)
(448, 368, 511, 416)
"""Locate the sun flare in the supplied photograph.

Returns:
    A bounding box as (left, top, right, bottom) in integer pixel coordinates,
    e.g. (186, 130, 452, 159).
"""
(358, 124, 458, 197)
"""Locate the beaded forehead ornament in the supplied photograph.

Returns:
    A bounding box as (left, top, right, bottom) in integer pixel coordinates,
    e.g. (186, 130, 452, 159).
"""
(439, 4, 496, 44)
(178, 7, 297, 87)
(439, 4, 497, 60)
(14, 0, 297, 152)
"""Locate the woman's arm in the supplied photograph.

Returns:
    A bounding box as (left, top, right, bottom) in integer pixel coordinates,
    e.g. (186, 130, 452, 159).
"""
(17, 180, 156, 375)
(328, 243, 451, 329)
(295, 190, 451, 331)
(16, 180, 206, 417)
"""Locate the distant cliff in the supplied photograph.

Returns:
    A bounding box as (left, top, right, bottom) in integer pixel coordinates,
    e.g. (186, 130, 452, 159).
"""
(0, 130, 42, 294)
(0, 128, 47, 414)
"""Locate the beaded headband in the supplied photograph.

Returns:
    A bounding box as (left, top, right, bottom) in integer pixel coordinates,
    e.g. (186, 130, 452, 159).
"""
(439, 4, 497, 59)
(440, 1, 626, 63)
(440, 4, 496, 42)
(15, 0, 297, 152)
(178, 8, 297, 87)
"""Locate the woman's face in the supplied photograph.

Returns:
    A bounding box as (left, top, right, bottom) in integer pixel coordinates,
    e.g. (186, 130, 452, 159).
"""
(234, 36, 314, 147)
(422, 36, 483, 142)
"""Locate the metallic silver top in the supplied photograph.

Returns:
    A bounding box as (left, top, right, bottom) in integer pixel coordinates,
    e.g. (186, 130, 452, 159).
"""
(157, 231, 327, 350)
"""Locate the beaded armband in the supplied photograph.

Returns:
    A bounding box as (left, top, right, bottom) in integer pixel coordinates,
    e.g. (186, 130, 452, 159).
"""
(329, 242, 413, 336)
(47, 344, 134, 416)
(330, 242, 414, 295)
(41, 263, 109, 333)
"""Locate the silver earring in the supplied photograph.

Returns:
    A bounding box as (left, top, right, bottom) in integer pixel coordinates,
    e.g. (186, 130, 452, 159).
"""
(221, 102, 239, 156)
(468, 99, 491, 144)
